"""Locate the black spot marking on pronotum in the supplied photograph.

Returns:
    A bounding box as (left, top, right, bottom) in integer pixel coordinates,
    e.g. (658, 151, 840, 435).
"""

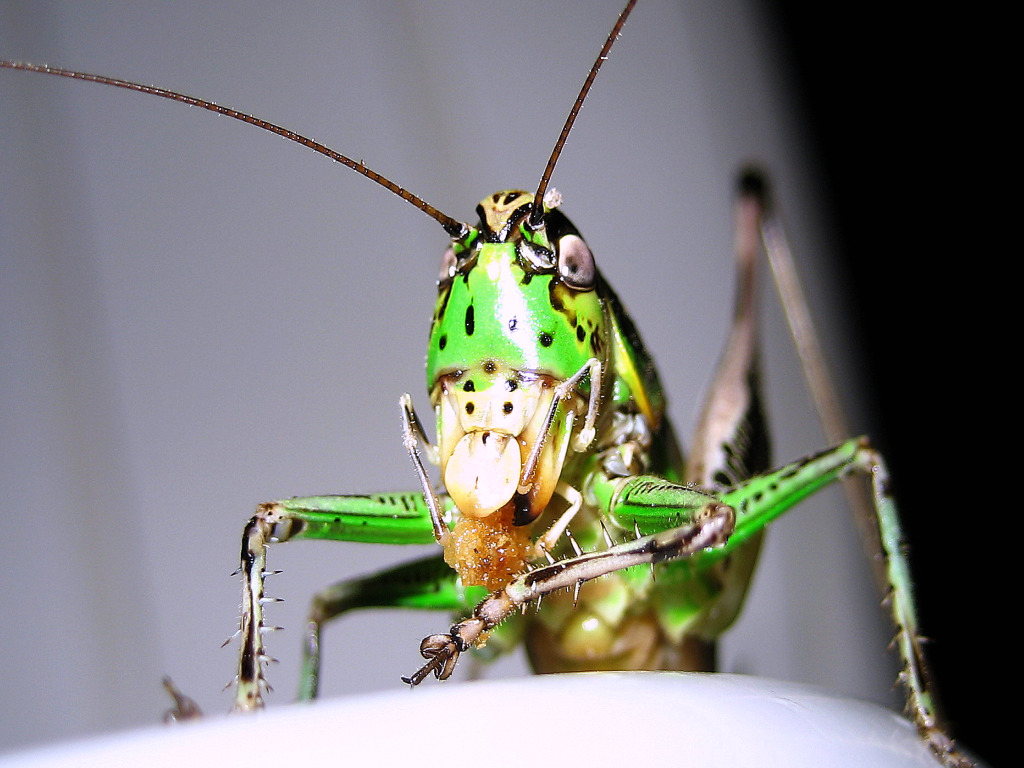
(503, 402, 514, 414)
(465, 304, 475, 336)
(483, 360, 497, 374)
(576, 325, 586, 342)
(463, 380, 475, 392)
(465, 402, 475, 415)
(439, 334, 448, 350)
(539, 332, 554, 347)
(506, 379, 518, 391)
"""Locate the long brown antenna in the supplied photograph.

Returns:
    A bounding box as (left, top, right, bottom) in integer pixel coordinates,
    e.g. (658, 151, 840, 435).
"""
(529, 0, 637, 227)
(0, 60, 468, 238)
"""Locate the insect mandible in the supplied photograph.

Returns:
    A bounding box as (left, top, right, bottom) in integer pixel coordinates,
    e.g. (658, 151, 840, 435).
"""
(0, 2, 969, 765)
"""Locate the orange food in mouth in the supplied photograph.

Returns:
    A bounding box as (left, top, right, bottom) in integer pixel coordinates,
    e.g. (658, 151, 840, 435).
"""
(443, 505, 532, 590)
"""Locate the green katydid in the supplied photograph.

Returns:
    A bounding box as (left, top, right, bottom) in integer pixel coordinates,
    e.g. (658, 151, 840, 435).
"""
(0, 1, 966, 768)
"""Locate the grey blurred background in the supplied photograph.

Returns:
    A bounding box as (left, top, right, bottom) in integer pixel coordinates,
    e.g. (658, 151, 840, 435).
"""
(1, 0, 984, 761)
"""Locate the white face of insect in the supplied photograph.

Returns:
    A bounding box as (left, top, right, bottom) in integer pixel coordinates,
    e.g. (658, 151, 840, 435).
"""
(0, 0, 885, 753)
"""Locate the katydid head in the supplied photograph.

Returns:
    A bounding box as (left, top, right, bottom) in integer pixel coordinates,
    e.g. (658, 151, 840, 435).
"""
(426, 191, 606, 589)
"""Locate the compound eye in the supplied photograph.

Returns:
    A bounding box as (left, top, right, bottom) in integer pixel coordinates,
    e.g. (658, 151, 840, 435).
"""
(438, 246, 457, 287)
(557, 234, 595, 290)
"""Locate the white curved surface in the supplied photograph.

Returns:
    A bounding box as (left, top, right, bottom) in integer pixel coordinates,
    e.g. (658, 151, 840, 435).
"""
(0, 673, 952, 767)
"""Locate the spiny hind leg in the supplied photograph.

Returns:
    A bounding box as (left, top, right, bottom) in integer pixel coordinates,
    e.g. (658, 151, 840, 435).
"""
(687, 169, 772, 489)
(662, 171, 773, 658)
(231, 492, 437, 711)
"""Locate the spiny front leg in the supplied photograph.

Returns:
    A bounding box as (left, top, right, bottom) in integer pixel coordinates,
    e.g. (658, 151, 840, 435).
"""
(402, 499, 735, 685)
(231, 492, 438, 710)
(234, 503, 281, 711)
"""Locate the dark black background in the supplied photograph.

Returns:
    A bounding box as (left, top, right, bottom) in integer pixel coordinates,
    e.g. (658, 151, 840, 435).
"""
(764, 2, 996, 765)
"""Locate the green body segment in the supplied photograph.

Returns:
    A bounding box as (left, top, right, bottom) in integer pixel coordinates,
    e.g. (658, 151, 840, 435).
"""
(720, 439, 864, 551)
(587, 436, 864, 566)
(278, 493, 440, 545)
(303, 551, 480, 617)
(426, 241, 605, 389)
